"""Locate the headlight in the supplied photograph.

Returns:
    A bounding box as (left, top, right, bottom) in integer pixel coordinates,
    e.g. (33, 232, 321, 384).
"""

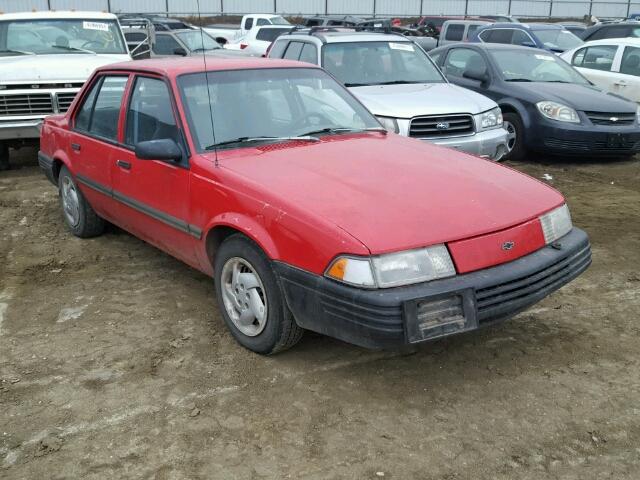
(476, 107, 503, 130)
(376, 116, 400, 133)
(326, 245, 456, 289)
(539, 204, 572, 244)
(536, 101, 580, 123)
(636, 105, 640, 123)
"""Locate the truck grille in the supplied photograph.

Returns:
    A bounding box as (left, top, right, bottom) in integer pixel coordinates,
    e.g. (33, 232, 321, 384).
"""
(56, 92, 77, 113)
(0, 93, 54, 116)
(585, 111, 636, 126)
(409, 114, 474, 138)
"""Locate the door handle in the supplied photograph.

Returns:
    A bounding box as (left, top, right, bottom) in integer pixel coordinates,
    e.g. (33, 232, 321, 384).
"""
(614, 80, 628, 87)
(71, 143, 81, 151)
(116, 160, 132, 170)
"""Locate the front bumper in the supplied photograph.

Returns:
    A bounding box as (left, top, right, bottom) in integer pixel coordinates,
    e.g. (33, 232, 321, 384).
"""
(0, 119, 43, 140)
(529, 118, 640, 156)
(275, 228, 591, 349)
(426, 127, 509, 161)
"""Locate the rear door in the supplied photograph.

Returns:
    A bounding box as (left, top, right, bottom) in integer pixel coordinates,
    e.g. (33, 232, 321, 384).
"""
(68, 74, 129, 221)
(570, 44, 622, 94)
(616, 45, 640, 101)
(111, 74, 198, 265)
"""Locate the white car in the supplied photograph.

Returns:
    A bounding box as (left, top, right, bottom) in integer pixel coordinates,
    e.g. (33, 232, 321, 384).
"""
(225, 25, 295, 56)
(203, 14, 290, 46)
(561, 38, 640, 102)
(0, 11, 131, 169)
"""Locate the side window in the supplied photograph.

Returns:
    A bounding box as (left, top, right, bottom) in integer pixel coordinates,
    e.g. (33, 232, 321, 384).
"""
(445, 24, 465, 41)
(467, 24, 481, 38)
(256, 18, 269, 26)
(283, 41, 303, 60)
(620, 46, 640, 76)
(590, 25, 628, 40)
(154, 34, 181, 55)
(85, 76, 127, 141)
(632, 27, 640, 38)
(244, 17, 254, 30)
(74, 78, 101, 131)
(429, 51, 442, 65)
(484, 29, 514, 44)
(299, 43, 318, 64)
(269, 39, 288, 58)
(125, 76, 180, 146)
(511, 30, 533, 46)
(575, 45, 617, 71)
(443, 48, 487, 77)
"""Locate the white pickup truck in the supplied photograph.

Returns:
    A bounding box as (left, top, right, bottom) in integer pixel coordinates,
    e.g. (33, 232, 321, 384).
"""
(203, 14, 290, 45)
(0, 11, 131, 170)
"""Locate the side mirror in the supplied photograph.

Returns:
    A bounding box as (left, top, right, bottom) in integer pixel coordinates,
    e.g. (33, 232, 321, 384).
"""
(135, 139, 183, 162)
(463, 67, 489, 84)
(173, 47, 188, 56)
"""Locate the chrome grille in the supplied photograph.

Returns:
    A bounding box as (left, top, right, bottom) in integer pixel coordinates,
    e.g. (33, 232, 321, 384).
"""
(585, 111, 636, 126)
(0, 93, 54, 116)
(56, 92, 77, 113)
(409, 114, 474, 138)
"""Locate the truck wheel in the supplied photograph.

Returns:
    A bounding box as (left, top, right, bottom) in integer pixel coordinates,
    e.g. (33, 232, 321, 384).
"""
(214, 234, 303, 354)
(58, 166, 105, 238)
(0, 143, 9, 171)
(503, 112, 526, 161)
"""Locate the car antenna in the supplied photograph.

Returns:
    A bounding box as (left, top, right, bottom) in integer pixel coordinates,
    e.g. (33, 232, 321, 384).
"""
(196, 0, 219, 167)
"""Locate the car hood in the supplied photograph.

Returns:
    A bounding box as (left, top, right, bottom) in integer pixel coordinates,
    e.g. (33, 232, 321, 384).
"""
(218, 134, 564, 254)
(0, 54, 130, 84)
(350, 83, 497, 118)
(512, 81, 636, 112)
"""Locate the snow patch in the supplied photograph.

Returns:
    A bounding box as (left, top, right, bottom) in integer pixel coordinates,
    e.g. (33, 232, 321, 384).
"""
(57, 305, 88, 323)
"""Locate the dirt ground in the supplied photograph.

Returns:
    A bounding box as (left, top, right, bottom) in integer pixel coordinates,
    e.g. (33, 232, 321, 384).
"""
(1, 147, 639, 480)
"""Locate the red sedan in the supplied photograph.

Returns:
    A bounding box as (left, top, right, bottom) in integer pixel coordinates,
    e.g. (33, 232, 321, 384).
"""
(38, 58, 591, 354)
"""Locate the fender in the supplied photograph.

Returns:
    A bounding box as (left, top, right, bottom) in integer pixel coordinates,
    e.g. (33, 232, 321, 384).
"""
(498, 98, 532, 129)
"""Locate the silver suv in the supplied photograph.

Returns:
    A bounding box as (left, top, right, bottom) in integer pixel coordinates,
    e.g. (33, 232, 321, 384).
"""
(268, 30, 509, 160)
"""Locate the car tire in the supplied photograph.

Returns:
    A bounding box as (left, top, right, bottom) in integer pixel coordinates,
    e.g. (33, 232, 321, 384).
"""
(214, 234, 303, 355)
(58, 166, 105, 238)
(0, 143, 9, 171)
(503, 112, 526, 161)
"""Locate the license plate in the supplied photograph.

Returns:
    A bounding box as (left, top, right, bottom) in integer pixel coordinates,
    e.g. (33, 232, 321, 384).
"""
(607, 133, 627, 148)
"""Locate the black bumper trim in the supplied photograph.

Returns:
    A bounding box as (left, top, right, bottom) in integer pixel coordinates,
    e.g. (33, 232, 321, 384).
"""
(38, 151, 57, 186)
(274, 228, 591, 349)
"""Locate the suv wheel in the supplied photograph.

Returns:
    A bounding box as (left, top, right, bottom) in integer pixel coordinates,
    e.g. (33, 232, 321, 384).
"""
(214, 235, 303, 354)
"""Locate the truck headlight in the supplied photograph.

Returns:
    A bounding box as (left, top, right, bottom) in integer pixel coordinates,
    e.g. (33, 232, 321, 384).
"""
(376, 116, 400, 133)
(476, 107, 503, 130)
(536, 101, 580, 123)
(539, 204, 572, 244)
(326, 245, 456, 289)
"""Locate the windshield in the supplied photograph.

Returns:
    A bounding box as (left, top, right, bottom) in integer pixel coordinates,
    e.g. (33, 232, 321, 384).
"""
(176, 30, 221, 51)
(0, 18, 127, 55)
(322, 41, 445, 87)
(534, 29, 583, 51)
(491, 49, 589, 84)
(178, 68, 380, 151)
(269, 16, 291, 26)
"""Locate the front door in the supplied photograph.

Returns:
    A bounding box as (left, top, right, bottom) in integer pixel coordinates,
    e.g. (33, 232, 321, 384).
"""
(111, 74, 198, 266)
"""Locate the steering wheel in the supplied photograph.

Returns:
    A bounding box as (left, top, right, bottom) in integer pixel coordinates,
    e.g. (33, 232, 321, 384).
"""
(297, 112, 332, 127)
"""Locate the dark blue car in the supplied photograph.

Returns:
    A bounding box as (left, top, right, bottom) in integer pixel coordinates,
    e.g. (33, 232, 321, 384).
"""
(470, 23, 583, 53)
(429, 43, 640, 160)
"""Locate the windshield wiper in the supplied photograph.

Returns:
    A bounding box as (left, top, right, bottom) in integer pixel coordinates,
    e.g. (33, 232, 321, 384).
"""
(372, 80, 430, 85)
(0, 48, 35, 55)
(505, 78, 534, 82)
(544, 80, 572, 83)
(205, 135, 319, 150)
(343, 82, 371, 87)
(299, 127, 387, 137)
(50, 45, 96, 54)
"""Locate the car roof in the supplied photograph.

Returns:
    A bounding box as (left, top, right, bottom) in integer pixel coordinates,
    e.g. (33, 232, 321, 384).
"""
(97, 57, 318, 76)
(436, 42, 550, 54)
(483, 22, 564, 30)
(286, 31, 409, 43)
(0, 10, 118, 21)
(580, 37, 640, 46)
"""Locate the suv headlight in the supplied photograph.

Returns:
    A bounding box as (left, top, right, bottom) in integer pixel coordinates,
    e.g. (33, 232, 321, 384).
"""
(326, 245, 456, 289)
(376, 116, 400, 133)
(476, 107, 503, 130)
(536, 101, 580, 123)
(539, 204, 572, 244)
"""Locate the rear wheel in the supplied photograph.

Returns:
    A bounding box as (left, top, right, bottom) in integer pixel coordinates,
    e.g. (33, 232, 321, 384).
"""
(0, 143, 9, 171)
(503, 112, 526, 161)
(214, 235, 303, 354)
(58, 166, 105, 237)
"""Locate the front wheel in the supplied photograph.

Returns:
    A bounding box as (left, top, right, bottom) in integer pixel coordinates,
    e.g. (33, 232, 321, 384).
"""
(214, 235, 303, 354)
(58, 166, 105, 237)
(502, 112, 526, 161)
